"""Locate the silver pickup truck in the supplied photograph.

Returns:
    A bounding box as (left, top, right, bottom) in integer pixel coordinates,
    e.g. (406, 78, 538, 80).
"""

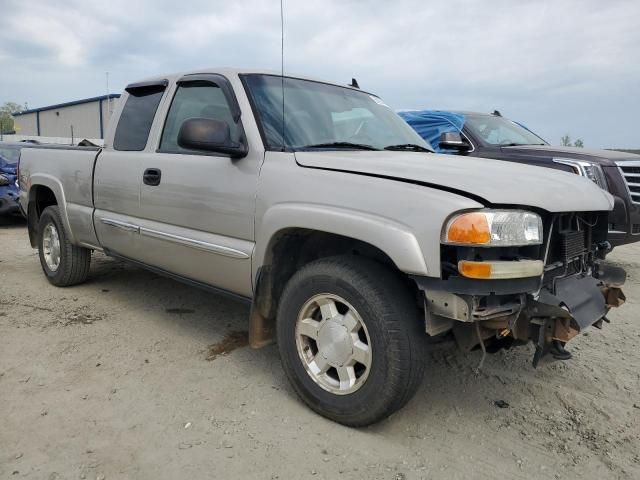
(18, 69, 626, 426)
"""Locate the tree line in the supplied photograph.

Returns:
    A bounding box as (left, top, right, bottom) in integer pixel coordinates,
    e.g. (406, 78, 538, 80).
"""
(0, 102, 24, 135)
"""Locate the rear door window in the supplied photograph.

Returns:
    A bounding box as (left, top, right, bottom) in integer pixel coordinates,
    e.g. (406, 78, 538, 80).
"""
(113, 85, 165, 151)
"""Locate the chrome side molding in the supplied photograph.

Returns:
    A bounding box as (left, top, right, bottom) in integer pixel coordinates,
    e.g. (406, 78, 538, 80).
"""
(101, 218, 140, 233)
(100, 219, 249, 259)
(140, 228, 250, 259)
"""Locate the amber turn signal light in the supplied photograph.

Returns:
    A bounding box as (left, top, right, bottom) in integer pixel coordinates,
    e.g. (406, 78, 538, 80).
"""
(458, 260, 544, 280)
(445, 212, 491, 245)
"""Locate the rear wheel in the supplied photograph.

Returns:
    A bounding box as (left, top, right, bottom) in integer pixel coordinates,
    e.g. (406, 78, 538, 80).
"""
(37, 206, 91, 286)
(277, 255, 425, 426)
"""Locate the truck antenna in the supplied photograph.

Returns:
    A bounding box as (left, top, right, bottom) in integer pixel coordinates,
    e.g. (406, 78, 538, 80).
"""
(280, 0, 286, 152)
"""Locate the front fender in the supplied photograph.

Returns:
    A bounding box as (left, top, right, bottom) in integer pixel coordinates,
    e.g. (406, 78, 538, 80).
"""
(253, 202, 429, 279)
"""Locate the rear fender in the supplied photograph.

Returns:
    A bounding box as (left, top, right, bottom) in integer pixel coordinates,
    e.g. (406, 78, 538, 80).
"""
(27, 174, 76, 244)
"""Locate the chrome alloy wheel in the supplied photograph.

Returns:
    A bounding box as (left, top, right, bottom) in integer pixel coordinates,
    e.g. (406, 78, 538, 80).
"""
(42, 223, 61, 272)
(295, 294, 372, 395)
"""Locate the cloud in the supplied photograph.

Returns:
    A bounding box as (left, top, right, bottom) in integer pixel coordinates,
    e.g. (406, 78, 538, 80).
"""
(1, 1, 119, 67)
(0, 0, 638, 147)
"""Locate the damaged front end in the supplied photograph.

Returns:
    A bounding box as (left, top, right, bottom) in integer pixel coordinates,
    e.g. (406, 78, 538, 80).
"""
(416, 210, 626, 367)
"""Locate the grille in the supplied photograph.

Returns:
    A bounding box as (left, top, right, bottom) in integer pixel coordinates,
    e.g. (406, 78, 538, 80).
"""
(633, 224, 640, 234)
(560, 230, 585, 263)
(619, 162, 640, 203)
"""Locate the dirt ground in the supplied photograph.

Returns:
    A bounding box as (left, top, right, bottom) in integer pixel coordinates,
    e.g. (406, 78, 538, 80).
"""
(1, 218, 638, 480)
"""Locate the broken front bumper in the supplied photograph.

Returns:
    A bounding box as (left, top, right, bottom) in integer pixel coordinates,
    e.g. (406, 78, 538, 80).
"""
(527, 264, 626, 366)
(414, 263, 626, 366)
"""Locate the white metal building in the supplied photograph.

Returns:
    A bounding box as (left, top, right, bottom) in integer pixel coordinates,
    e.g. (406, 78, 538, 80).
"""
(12, 94, 121, 140)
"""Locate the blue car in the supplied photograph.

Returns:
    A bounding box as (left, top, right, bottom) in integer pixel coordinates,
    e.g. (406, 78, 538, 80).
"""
(0, 153, 20, 217)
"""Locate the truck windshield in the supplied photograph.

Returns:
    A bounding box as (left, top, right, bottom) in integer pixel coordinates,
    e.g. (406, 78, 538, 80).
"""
(465, 114, 547, 146)
(242, 74, 432, 152)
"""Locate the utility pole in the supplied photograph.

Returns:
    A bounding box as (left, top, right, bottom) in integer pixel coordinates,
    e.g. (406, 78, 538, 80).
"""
(105, 72, 112, 119)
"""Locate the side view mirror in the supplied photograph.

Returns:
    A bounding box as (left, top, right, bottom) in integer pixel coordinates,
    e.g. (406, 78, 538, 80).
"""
(178, 118, 248, 158)
(439, 131, 471, 152)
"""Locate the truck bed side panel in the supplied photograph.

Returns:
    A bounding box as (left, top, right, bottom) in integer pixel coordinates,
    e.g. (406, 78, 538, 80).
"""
(20, 147, 100, 248)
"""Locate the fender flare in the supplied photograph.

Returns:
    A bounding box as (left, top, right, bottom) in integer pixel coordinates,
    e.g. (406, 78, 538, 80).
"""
(248, 203, 430, 348)
(253, 202, 429, 279)
(27, 174, 77, 244)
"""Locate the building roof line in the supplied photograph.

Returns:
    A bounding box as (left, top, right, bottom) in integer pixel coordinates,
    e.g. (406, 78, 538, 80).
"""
(13, 94, 121, 116)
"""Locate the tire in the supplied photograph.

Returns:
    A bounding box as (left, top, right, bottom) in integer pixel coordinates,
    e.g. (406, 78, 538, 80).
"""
(276, 255, 425, 427)
(37, 206, 91, 286)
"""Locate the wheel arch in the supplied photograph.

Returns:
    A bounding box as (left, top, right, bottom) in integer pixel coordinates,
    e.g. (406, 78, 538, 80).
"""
(253, 203, 429, 279)
(26, 176, 74, 247)
(249, 204, 428, 348)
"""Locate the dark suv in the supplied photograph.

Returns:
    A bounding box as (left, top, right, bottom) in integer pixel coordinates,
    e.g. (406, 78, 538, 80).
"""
(400, 110, 640, 248)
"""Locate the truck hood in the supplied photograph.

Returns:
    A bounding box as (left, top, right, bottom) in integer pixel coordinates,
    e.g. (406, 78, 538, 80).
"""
(501, 145, 640, 166)
(295, 151, 613, 213)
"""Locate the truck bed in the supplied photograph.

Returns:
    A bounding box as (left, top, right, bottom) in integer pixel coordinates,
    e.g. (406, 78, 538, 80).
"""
(19, 146, 101, 248)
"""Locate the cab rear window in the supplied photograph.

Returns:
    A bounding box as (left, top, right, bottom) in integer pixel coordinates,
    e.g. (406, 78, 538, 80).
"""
(113, 85, 165, 151)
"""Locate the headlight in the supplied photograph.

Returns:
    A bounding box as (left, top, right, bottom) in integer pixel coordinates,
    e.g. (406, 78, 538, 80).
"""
(0, 174, 9, 186)
(442, 210, 543, 247)
(553, 158, 607, 189)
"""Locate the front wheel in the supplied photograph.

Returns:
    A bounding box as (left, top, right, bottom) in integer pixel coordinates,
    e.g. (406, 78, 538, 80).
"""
(277, 256, 425, 426)
(37, 206, 91, 286)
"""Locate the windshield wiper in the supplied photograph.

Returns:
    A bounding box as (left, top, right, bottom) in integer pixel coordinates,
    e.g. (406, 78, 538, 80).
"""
(301, 142, 380, 151)
(384, 143, 432, 153)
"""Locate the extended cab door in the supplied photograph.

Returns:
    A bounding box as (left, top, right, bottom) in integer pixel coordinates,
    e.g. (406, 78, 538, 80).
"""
(133, 74, 259, 298)
(94, 80, 168, 260)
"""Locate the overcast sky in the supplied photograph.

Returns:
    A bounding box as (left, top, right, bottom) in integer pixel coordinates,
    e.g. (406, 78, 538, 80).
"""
(1, 0, 638, 147)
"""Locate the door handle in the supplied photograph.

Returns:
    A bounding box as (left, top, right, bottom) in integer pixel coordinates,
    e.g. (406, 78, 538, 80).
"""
(143, 168, 161, 186)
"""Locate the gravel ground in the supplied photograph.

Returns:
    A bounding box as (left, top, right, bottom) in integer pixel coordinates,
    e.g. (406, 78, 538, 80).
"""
(1, 218, 639, 480)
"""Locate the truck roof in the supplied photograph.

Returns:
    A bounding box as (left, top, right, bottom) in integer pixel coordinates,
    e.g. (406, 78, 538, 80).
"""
(126, 68, 366, 94)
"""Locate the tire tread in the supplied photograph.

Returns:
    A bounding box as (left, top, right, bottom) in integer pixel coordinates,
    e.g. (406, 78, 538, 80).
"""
(38, 206, 91, 287)
(277, 255, 425, 426)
